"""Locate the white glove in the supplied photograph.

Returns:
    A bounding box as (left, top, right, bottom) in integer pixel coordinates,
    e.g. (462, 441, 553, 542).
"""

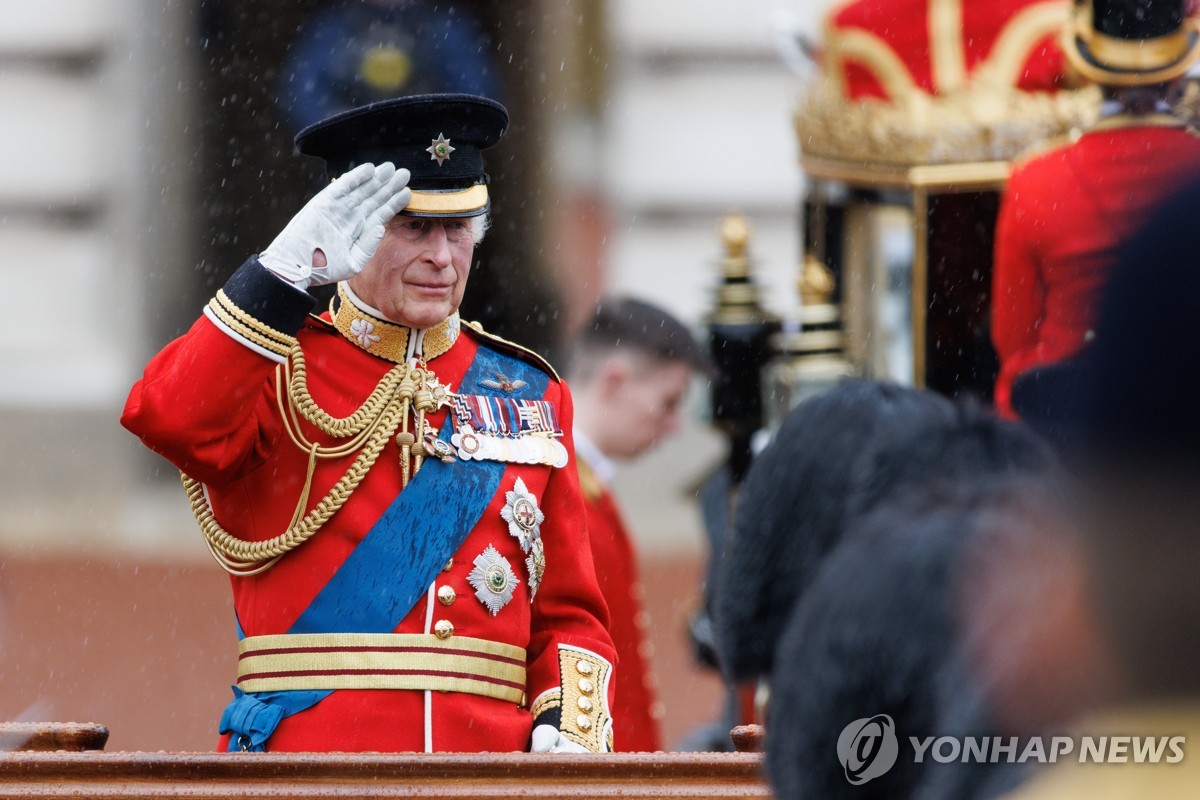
(259, 162, 411, 290)
(530, 724, 590, 754)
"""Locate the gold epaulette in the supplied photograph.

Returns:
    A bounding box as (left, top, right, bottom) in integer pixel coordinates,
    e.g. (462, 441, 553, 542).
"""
(575, 457, 605, 503)
(1087, 112, 1188, 134)
(1012, 112, 1193, 169)
(462, 320, 561, 382)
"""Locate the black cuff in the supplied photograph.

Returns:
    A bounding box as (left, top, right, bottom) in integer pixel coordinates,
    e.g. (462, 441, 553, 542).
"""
(204, 258, 316, 360)
(224, 257, 316, 333)
(533, 708, 562, 732)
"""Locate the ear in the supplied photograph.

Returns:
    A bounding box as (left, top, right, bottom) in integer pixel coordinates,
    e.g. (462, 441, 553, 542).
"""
(597, 356, 632, 402)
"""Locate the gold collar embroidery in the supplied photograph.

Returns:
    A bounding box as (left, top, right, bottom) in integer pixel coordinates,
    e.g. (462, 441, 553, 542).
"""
(331, 283, 460, 363)
(1088, 112, 1187, 134)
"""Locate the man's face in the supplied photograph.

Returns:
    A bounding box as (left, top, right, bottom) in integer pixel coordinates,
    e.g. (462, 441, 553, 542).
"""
(606, 358, 692, 460)
(348, 215, 474, 329)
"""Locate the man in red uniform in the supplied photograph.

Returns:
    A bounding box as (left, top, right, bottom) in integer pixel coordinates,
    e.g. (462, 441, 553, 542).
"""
(122, 94, 616, 753)
(566, 298, 710, 751)
(992, 0, 1200, 417)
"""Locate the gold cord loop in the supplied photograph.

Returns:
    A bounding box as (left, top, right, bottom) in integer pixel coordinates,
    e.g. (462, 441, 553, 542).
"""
(186, 346, 441, 576)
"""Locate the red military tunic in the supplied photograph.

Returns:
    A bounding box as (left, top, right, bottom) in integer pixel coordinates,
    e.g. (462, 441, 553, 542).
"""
(575, 447, 664, 752)
(991, 117, 1200, 417)
(825, 0, 1068, 100)
(122, 260, 616, 752)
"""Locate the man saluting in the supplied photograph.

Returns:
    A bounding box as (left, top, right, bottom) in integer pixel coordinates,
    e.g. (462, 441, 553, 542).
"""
(122, 94, 616, 754)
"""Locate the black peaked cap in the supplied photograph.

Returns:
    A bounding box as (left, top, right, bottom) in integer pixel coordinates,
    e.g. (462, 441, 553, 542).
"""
(295, 93, 509, 190)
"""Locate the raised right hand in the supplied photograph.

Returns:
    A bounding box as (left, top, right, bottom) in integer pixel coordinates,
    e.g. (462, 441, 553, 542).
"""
(259, 162, 411, 290)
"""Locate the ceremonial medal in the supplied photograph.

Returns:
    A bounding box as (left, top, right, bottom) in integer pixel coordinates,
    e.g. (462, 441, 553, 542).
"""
(422, 428, 456, 463)
(510, 436, 536, 464)
(446, 393, 568, 467)
(428, 380, 451, 410)
(501, 477, 543, 552)
(527, 435, 569, 468)
(451, 425, 485, 459)
(468, 545, 520, 616)
(526, 539, 546, 601)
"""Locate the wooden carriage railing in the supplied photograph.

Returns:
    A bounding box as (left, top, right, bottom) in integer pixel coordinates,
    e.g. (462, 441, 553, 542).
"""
(0, 723, 770, 799)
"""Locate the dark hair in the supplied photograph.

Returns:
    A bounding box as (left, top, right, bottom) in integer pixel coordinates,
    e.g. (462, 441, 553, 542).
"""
(765, 478, 1060, 800)
(568, 297, 712, 376)
(714, 380, 955, 681)
(849, 400, 1061, 519)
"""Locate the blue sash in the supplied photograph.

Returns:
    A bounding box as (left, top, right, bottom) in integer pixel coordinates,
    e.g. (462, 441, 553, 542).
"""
(221, 343, 549, 750)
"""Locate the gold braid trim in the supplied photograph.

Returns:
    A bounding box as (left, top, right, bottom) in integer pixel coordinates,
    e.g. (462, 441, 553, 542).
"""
(237, 633, 527, 701)
(530, 689, 562, 720)
(557, 645, 614, 753)
(287, 347, 410, 437)
(207, 291, 299, 358)
(796, 82, 1101, 167)
(185, 345, 439, 576)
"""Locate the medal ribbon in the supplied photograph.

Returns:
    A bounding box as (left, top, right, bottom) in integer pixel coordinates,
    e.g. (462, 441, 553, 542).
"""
(449, 395, 561, 437)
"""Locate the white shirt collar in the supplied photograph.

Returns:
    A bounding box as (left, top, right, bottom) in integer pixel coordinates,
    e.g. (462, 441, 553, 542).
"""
(572, 427, 616, 488)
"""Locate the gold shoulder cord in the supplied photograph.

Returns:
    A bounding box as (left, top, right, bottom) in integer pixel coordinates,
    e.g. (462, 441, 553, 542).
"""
(183, 346, 439, 576)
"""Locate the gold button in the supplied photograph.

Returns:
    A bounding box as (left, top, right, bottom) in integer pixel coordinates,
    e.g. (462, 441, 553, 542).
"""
(578, 678, 594, 695)
(576, 660, 593, 676)
(443, 558, 454, 572)
(434, 620, 454, 639)
(577, 696, 594, 712)
(576, 714, 592, 732)
(437, 585, 456, 606)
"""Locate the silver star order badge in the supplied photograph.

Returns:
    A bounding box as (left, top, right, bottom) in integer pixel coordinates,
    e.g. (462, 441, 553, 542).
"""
(526, 538, 546, 601)
(468, 545, 520, 616)
(426, 133, 455, 166)
(500, 477, 544, 552)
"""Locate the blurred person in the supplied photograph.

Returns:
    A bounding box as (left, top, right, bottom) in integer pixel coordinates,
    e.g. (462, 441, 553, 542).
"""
(991, 0, 1200, 417)
(714, 380, 955, 686)
(998, 179, 1200, 796)
(121, 94, 616, 754)
(278, 0, 501, 132)
(762, 406, 1066, 799)
(566, 297, 712, 752)
(766, 475, 1075, 800)
(954, 478, 1118, 750)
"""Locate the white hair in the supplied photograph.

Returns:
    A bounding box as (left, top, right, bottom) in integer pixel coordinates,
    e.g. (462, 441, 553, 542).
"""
(469, 212, 491, 246)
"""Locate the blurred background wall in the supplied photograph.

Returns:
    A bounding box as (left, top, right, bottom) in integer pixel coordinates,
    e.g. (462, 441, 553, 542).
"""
(0, 0, 814, 750)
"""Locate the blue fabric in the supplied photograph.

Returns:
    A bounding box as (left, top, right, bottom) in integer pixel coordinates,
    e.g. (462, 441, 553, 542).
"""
(219, 343, 549, 749)
(220, 688, 328, 752)
(292, 345, 548, 633)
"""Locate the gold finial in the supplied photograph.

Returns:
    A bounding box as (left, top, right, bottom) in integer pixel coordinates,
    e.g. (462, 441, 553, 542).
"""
(799, 254, 836, 306)
(720, 213, 751, 260)
(710, 211, 772, 325)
